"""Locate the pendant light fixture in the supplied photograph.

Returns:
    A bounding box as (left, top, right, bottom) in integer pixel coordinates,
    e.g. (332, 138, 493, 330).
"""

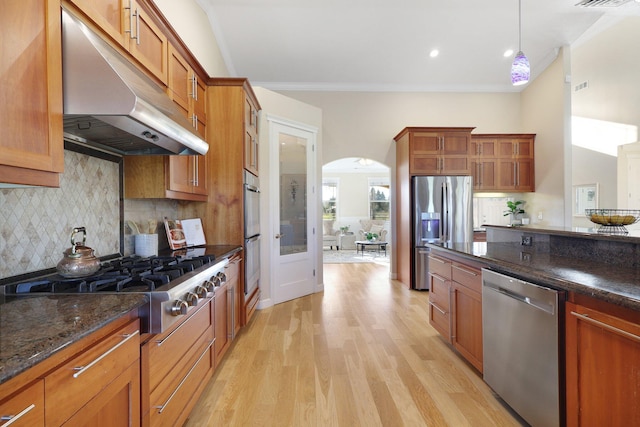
(511, 0, 530, 86)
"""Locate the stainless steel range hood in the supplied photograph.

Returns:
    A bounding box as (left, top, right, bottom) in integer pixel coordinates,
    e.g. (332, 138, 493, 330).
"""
(61, 9, 208, 156)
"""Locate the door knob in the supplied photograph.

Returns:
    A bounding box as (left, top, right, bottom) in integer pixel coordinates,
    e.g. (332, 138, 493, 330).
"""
(275, 233, 284, 239)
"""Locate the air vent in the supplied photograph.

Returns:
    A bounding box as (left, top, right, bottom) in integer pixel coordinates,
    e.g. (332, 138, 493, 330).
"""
(575, 0, 631, 7)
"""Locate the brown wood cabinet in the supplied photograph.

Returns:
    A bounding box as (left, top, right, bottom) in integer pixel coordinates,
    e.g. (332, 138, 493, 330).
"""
(66, 0, 168, 84)
(0, 380, 45, 426)
(141, 300, 213, 427)
(225, 254, 244, 337)
(213, 281, 231, 365)
(395, 128, 474, 176)
(45, 319, 140, 426)
(427, 249, 484, 372)
(471, 134, 535, 192)
(394, 127, 475, 288)
(124, 155, 207, 201)
(0, 0, 64, 187)
(565, 296, 640, 427)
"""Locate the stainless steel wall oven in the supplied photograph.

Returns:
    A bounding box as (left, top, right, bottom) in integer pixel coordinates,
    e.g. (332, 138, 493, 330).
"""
(244, 171, 260, 298)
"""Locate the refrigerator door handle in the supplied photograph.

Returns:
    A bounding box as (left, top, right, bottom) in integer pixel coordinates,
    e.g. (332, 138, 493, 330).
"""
(441, 182, 448, 241)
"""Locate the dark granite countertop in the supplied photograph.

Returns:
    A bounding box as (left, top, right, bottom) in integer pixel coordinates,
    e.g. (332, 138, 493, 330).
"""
(0, 293, 148, 385)
(0, 244, 242, 386)
(484, 224, 640, 243)
(428, 241, 640, 311)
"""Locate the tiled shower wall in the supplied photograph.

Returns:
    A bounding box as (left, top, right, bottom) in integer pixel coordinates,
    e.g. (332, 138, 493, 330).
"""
(0, 150, 179, 279)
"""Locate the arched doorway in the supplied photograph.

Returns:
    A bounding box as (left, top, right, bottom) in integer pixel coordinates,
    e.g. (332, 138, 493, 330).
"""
(321, 157, 391, 266)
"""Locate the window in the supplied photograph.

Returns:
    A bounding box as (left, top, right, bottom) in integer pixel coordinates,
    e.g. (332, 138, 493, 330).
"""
(322, 178, 338, 220)
(369, 178, 390, 220)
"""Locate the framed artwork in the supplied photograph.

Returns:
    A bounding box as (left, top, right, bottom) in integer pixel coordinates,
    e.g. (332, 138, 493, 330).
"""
(573, 183, 599, 216)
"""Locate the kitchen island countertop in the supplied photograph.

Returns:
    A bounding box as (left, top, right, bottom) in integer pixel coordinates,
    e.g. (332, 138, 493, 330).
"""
(427, 241, 640, 312)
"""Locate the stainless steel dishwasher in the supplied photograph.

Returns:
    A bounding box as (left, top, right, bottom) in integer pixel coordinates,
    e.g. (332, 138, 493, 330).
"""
(482, 269, 565, 427)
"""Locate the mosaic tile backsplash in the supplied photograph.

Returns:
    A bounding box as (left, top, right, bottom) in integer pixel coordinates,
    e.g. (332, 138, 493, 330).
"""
(0, 150, 120, 279)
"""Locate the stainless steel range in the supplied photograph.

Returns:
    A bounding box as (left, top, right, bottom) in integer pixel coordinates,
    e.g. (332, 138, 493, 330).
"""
(1, 252, 228, 334)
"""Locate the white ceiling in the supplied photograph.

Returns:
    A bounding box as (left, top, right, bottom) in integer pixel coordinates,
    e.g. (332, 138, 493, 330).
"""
(198, 0, 640, 93)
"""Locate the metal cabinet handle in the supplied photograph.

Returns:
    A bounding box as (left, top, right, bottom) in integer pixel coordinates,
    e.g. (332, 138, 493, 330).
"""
(1, 404, 36, 426)
(452, 264, 478, 277)
(155, 340, 214, 413)
(134, 8, 140, 45)
(429, 301, 447, 315)
(428, 255, 446, 264)
(73, 330, 139, 378)
(570, 311, 640, 343)
(125, 0, 135, 39)
(191, 75, 198, 101)
(228, 287, 235, 339)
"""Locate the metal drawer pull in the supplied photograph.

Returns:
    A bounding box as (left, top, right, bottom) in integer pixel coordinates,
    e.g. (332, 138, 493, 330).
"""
(1, 404, 36, 426)
(570, 311, 640, 343)
(155, 340, 214, 414)
(73, 330, 139, 378)
(429, 301, 447, 315)
(156, 301, 210, 346)
(452, 265, 478, 276)
(428, 256, 446, 264)
(484, 283, 555, 315)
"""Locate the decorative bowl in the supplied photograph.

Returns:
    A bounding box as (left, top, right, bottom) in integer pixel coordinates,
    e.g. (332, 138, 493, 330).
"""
(585, 209, 640, 233)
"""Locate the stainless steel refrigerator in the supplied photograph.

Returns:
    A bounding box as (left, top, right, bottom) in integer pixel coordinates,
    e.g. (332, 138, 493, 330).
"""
(413, 176, 473, 290)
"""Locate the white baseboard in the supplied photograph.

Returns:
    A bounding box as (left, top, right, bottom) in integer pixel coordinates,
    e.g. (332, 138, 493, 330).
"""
(257, 298, 273, 309)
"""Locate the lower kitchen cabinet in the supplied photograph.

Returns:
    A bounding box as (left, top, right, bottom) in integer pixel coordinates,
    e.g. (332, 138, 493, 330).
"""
(141, 299, 214, 427)
(0, 380, 45, 427)
(225, 254, 243, 336)
(45, 319, 141, 426)
(565, 297, 640, 427)
(213, 282, 231, 366)
(427, 249, 484, 372)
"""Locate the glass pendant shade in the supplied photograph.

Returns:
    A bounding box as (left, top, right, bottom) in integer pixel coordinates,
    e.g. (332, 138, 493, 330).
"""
(511, 50, 530, 86)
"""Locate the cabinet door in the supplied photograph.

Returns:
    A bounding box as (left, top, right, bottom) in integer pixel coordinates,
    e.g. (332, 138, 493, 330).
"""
(192, 75, 207, 139)
(129, 0, 168, 84)
(514, 137, 534, 158)
(451, 283, 483, 372)
(515, 158, 534, 191)
(441, 156, 470, 175)
(192, 155, 208, 195)
(497, 139, 516, 158)
(566, 302, 640, 427)
(410, 132, 440, 155)
(410, 155, 440, 175)
(214, 288, 230, 364)
(66, 0, 130, 48)
(44, 320, 140, 426)
(244, 96, 259, 176)
(0, 0, 63, 187)
(167, 45, 190, 118)
(471, 138, 497, 158)
(472, 159, 497, 191)
(168, 156, 193, 194)
(441, 132, 470, 156)
(0, 380, 44, 427)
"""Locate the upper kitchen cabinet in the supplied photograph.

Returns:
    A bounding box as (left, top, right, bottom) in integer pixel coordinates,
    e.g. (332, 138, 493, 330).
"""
(64, 0, 169, 85)
(204, 78, 262, 244)
(124, 155, 207, 201)
(394, 127, 475, 176)
(471, 134, 535, 193)
(0, 0, 64, 187)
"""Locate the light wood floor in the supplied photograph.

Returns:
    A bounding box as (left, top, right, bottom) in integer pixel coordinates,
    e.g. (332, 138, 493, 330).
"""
(185, 263, 523, 426)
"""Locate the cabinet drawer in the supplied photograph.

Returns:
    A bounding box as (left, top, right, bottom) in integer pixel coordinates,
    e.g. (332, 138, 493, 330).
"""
(452, 262, 482, 293)
(45, 320, 139, 426)
(429, 254, 451, 279)
(428, 273, 450, 308)
(149, 340, 214, 427)
(0, 380, 44, 427)
(224, 256, 241, 281)
(429, 301, 451, 340)
(147, 300, 213, 393)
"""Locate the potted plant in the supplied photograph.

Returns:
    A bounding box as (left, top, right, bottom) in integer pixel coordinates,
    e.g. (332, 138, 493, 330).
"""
(340, 225, 350, 235)
(504, 200, 526, 226)
(365, 232, 378, 241)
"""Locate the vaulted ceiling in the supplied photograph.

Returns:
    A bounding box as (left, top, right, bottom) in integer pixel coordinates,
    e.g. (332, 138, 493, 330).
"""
(197, 0, 640, 92)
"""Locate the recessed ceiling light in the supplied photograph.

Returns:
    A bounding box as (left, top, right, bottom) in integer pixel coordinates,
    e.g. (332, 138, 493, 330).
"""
(429, 49, 439, 58)
(504, 49, 514, 57)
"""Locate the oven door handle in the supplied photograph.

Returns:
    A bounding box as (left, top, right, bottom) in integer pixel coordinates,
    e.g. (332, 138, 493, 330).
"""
(246, 235, 260, 243)
(244, 184, 260, 193)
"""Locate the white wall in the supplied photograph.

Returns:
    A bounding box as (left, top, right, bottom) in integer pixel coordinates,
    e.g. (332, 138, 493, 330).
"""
(520, 49, 569, 227)
(253, 87, 323, 307)
(153, 0, 229, 77)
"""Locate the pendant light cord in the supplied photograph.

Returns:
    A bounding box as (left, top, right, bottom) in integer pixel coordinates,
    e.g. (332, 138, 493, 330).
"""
(518, 0, 522, 52)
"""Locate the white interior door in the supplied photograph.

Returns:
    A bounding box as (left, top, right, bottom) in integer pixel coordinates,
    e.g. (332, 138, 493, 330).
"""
(269, 118, 317, 304)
